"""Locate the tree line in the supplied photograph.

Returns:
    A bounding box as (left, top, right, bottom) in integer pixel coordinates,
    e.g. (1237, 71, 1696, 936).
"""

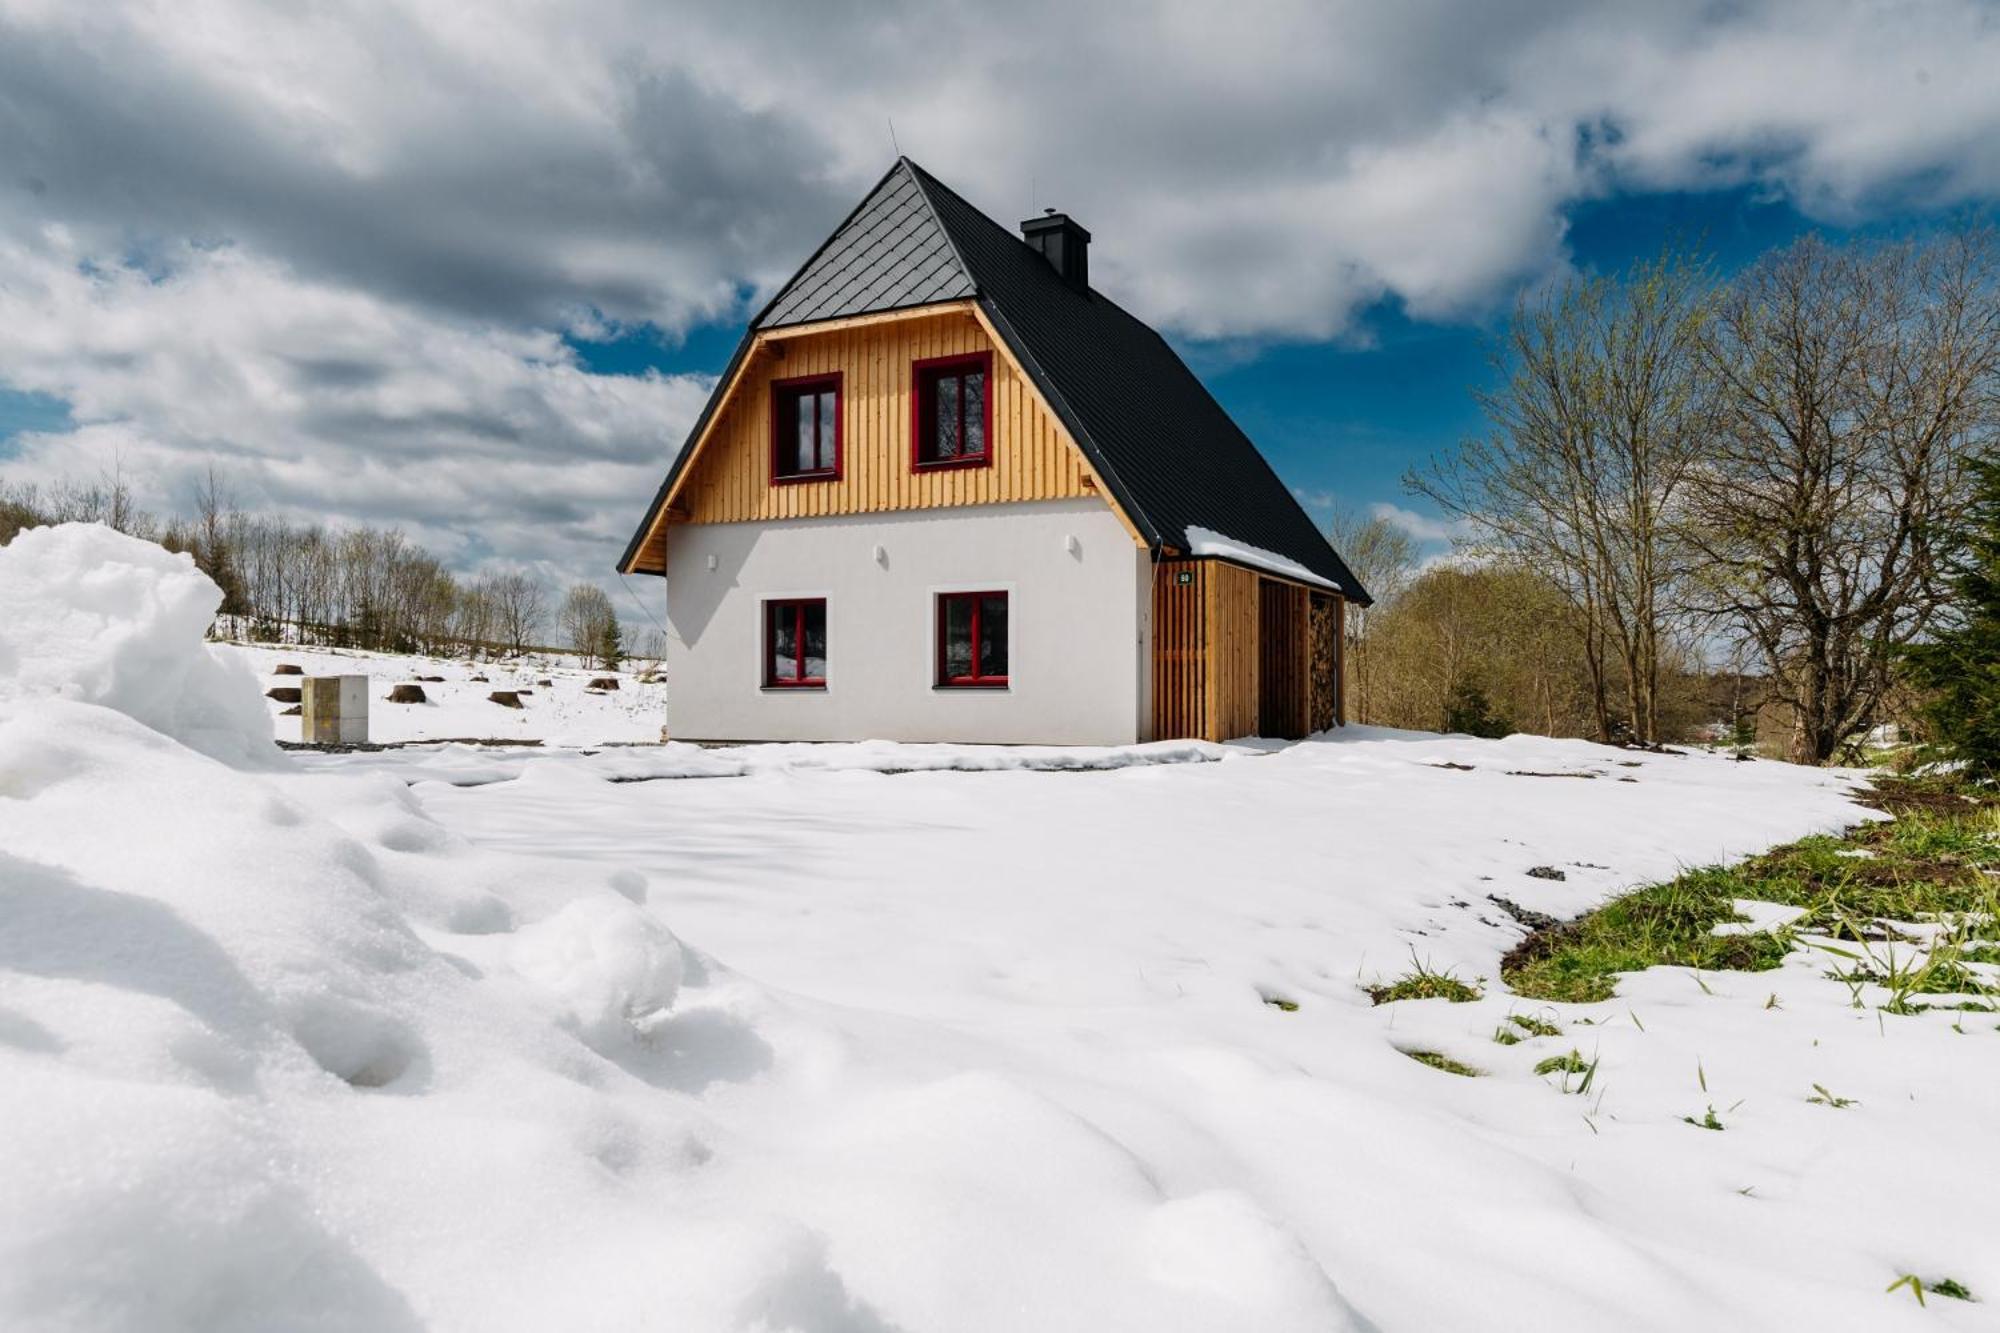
(0, 468, 650, 668)
(1344, 227, 2000, 765)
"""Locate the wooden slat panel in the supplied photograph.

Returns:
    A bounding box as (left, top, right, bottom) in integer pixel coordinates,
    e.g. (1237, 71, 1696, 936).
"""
(681, 308, 1091, 526)
(1207, 561, 1260, 741)
(1152, 559, 1207, 740)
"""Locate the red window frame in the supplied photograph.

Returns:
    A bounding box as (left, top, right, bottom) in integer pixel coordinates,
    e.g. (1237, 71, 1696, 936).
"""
(910, 352, 993, 471)
(763, 598, 827, 688)
(770, 372, 843, 483)
(935, 590, 1009, 688)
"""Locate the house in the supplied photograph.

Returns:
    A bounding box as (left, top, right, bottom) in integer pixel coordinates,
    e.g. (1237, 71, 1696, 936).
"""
(619, 159, 1371, 745)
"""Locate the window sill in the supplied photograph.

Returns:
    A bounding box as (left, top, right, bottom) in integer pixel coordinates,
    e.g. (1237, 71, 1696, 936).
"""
(770, 471, 839, 486)
(913, 455, 992, 473)
(761, 684, 827, 693)
(933, 683, 1010, 691)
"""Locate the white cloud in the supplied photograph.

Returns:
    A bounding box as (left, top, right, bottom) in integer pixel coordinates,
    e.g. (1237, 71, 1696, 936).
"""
(1369, 503, 1471, 547)
(3, 0, 1999, 580)
(0, 231, 710, 590)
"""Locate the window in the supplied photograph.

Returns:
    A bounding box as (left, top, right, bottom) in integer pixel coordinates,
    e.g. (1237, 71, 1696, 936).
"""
(764, 598, 827, 687)
(912, 352, 991, 469)
(936, 591, 1008, 687)
(771, 374, 841, 481)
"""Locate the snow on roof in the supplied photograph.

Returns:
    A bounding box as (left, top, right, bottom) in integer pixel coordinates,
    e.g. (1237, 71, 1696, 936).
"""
(1183, 526, 1343, 592)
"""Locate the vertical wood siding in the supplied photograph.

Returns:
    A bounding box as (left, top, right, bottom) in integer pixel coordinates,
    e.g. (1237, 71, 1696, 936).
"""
(1153, 558, 1343, 742)
(1207, 562, 1261, 741)
(682, 309, 1090, 525)
(1152, 560, 1207, 741)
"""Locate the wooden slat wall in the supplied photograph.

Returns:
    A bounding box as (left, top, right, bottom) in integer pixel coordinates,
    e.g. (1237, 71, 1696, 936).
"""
(1154, 559, 1346, 741)
(1151, 560, 1207, 741)
(1206, 561, 1261, 742)
(683, 310, 1090, 526)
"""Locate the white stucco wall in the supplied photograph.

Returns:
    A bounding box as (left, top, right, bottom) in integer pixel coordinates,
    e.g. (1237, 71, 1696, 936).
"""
(663, 498, 1151, 744)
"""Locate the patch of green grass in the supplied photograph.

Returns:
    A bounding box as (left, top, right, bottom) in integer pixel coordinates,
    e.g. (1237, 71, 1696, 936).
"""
(1683, 1105, 1725, 1131)
(1888, 1274, 1976, 1306)
(1806, 1083, 1858, 1109)
(1502, 869, 1792, 1003)
(1503, 779, 2000, 1005)
(1366, 954, 1482, 1005)
(1532, 1051, 1585, 1076)
(1261, 994, 1299, 1012)
(1402, 1049, 1481, 1077)
(1493, 1011, 1563, 1044)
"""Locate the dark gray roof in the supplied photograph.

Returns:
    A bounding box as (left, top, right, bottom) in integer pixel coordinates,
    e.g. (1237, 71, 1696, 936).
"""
(623, 159, 1370, 605)
(757, 164, 975, 329)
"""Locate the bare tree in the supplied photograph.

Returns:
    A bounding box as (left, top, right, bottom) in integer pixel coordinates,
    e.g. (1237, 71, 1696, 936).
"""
(489, 571, 548, 657)
(1687, 231, 2000, 764)
(557, 583, 617, 665)
(1409, 250, 1714, 744)
(1325, 506, 1417, 722)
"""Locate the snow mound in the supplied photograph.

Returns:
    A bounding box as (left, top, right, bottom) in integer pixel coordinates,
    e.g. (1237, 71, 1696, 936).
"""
(0, 523, 274, 765)
(508, 894, 686, 1052)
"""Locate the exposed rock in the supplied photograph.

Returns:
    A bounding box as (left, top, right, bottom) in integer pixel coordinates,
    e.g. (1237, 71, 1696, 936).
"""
(279, 704, 302, 716)
(1525, 865, 1567, 882)
(488, 690, 524, 709)
(587, 676, 620, 692)
(386, 684, 428, 704)
(272, 663, 304, 675)
(266, 686, 303, 703)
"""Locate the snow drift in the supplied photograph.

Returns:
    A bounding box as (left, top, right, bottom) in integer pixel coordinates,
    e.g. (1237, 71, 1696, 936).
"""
(11, 523, 1971, 1332)
(0, 524, 275, 766)
(0, 525, 1376, 1331)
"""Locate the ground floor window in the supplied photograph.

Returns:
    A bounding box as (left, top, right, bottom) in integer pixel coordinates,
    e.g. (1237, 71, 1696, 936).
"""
(765, 598, 826, 687)
(937, 591, 1008, 687)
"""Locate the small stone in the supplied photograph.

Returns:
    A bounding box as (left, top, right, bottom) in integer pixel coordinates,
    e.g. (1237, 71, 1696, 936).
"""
(1526, 866, 1567, 882)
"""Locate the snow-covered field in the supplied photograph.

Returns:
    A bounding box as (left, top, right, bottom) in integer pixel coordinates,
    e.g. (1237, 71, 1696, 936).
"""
(217, 641, 666, 746)
(5, 525, 1997, 1332)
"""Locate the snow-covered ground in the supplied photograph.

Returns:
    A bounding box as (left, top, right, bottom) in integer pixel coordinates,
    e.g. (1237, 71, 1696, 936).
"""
(217, 641, 666, 746)
(5, 525, 1997, 1332)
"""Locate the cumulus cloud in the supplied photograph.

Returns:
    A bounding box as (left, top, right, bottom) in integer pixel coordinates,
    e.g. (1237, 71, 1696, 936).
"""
(1370, 503, 1472, 547)
(1, 0, 1997, 584)
(0, 230, 710, 587)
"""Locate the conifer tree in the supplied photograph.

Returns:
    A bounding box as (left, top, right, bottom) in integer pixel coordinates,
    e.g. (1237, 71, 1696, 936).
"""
(1904, 452, 2000, 781)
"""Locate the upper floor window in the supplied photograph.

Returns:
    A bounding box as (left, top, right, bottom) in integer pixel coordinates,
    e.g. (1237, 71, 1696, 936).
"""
(912, 352, 991, 469)
(771, 373, 841, 482)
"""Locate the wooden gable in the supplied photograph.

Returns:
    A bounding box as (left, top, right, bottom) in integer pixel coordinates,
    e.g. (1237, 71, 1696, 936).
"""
(625, 302, 1140, 573)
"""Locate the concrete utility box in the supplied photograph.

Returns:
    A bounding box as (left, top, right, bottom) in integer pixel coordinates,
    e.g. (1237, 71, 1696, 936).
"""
(302, 675, 370, 745)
